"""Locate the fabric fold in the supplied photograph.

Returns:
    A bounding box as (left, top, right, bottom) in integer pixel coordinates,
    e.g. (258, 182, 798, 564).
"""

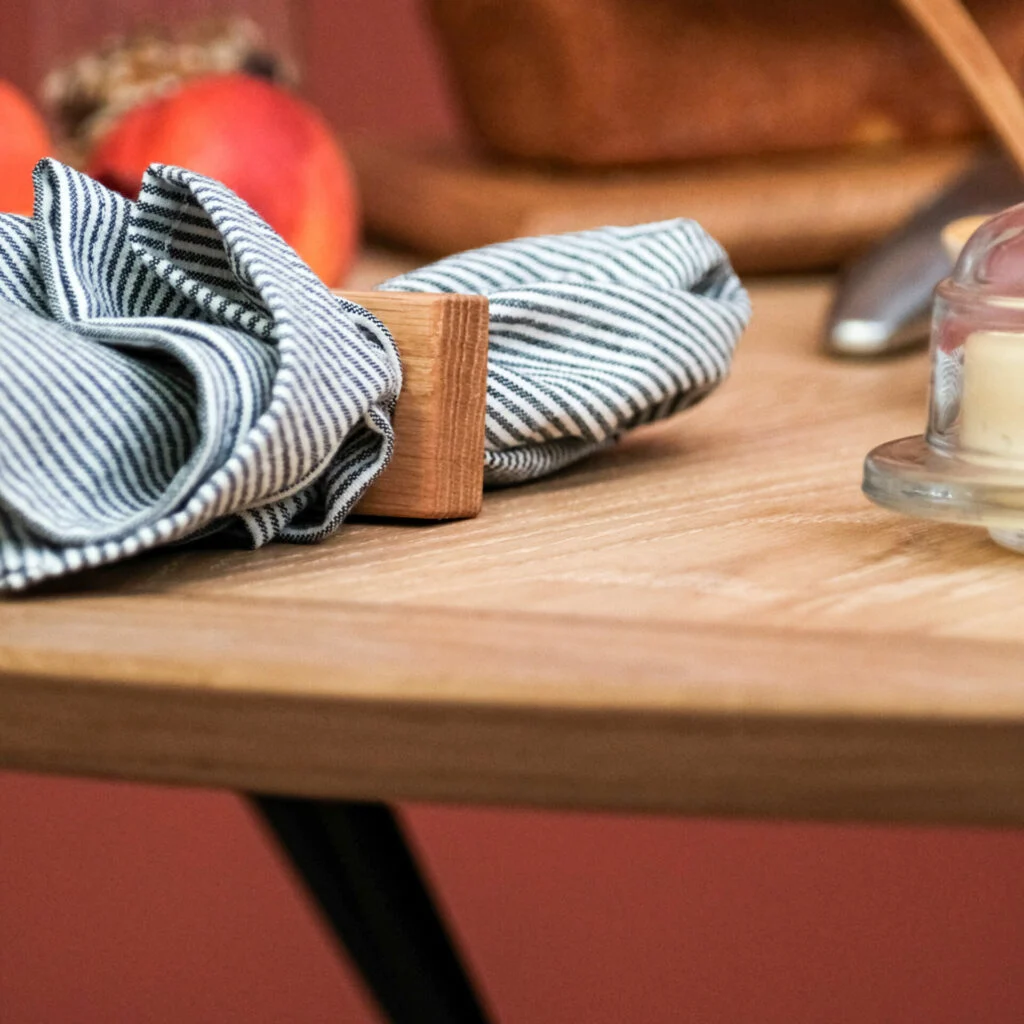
(0, 159, 400, 590)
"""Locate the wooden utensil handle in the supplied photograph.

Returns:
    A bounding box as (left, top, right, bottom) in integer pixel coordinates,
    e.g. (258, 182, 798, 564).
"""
(898, 0, 1024, 176)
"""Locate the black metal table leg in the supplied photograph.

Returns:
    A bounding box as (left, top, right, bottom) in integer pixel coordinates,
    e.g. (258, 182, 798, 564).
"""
(252, 797, 494, 1024)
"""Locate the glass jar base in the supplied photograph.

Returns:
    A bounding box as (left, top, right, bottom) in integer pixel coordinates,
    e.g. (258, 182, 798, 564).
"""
(863, 434, 1024, 537)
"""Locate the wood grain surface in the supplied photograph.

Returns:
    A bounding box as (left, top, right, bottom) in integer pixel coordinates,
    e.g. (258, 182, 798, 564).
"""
(341, 290, 489, 520)
(349, 139, 977, 272)
(5, 263, 1024, 825)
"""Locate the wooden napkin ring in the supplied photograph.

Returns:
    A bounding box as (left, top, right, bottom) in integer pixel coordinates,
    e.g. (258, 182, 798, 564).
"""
(336, 290, 489, 521)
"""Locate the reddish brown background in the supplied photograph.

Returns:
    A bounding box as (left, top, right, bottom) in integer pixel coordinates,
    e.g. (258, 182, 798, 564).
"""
(2, 2, 1024, 1022)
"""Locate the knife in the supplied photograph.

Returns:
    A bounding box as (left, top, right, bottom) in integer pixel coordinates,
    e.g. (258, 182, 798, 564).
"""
(823, 151, 1024, 356)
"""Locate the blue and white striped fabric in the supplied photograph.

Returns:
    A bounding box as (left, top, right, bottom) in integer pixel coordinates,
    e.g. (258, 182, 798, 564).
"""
(0, 161, 748, 590)
(0, 159, 400, 590)
(379, 222, 750, 485)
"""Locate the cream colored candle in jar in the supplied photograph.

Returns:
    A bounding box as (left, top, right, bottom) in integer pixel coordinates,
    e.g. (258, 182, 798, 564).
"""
(960, 331, 1024, 460)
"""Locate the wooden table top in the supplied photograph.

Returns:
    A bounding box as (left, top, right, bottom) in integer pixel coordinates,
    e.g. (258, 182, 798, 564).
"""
(4, 256, 1024, 826)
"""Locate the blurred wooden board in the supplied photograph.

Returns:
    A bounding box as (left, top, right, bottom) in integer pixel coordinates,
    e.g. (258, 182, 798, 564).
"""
(7, 265, 1024, 825)
(341, 290, 489, 520)
(348, 139, 977, 271)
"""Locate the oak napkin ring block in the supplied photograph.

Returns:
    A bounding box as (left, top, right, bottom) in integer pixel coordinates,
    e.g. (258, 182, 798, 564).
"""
(336, 290, 489, 521)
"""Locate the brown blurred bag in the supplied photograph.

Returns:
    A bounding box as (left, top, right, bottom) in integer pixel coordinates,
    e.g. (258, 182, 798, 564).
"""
(427, 0, 1024, 166)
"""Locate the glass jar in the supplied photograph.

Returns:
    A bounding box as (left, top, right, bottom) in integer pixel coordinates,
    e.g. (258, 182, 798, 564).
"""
(864, 203, 1024, 551)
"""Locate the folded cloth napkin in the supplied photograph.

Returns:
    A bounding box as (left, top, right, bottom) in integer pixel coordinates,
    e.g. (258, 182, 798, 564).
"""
(0, 159, 401, 590)
(379, 221, 750, 485)
(0, 160, 749, 590)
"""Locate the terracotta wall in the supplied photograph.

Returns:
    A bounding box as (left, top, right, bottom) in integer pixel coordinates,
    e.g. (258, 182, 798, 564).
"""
(4, 772, 1024, 1023)
(2, 2, 1024, 1022)
(0, 0, 459, 142)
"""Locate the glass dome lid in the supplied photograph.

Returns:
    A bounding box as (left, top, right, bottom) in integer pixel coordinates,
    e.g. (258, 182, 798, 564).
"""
(863, 203, 1024, 552)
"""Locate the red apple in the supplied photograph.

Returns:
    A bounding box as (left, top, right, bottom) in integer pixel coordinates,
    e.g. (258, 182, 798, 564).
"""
(87, 73, 358, 286)
(0, 80, 52, 216)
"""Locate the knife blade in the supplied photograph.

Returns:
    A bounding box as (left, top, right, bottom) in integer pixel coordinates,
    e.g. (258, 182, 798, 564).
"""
(823, 151, 1024, 356)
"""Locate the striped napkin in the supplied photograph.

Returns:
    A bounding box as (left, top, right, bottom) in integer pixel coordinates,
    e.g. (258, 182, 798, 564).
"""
(379, 221, 750, 485)
(0, 160, 749, 590)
